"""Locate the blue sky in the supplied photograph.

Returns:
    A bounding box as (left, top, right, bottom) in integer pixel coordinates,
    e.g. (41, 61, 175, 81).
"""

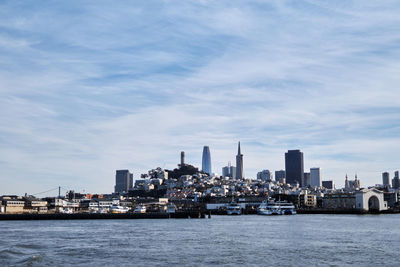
(1, 0, 400, 195)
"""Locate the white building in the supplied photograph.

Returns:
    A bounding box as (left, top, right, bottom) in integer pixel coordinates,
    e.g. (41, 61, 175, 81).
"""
(310, 167, 321, 187)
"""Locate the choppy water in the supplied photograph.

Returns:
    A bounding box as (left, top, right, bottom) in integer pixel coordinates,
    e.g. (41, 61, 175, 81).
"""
(1, 214, 400, 266)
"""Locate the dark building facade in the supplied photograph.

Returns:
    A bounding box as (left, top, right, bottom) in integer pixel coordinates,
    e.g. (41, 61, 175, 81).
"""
(285, 150, 304, 186)
(115, 170, 133, 193)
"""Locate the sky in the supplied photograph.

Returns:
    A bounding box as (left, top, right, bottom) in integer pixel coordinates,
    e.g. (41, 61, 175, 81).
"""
(1, 0, 400, 196)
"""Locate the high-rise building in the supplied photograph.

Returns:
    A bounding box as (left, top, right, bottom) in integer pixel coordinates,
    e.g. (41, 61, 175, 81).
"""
(202, 146, 212, 175)
(304, 172, 311, 186)
(275, 170, 286, 183)
(285, 150, 304, 186)
(322, 180, 335, 190)
(257, 170, 272, 181)
(114, 170, 133, 193)
(310, 167, 321, 187)
(222, 162, 236, 178)
(235, 142, 244, 179)
(382, 172, 391, 187)
(392, 171, 399, 189)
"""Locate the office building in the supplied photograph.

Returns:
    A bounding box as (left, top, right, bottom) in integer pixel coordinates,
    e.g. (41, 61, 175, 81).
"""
(392, 171, 400, 189)
(285, 150, 304, 186)
(310, 167, 321, 187)
(202, 146, 212, 175)
(114, 170, 133, 193)
(322, 180, 335, 190)
(275, 170, 286, 183)
(222, 162, 236, 178)
(236, 142, 244, 179)
(382, 172, 391, 187)
(304, 172, 311, 186)
(257, 170, 272, 181)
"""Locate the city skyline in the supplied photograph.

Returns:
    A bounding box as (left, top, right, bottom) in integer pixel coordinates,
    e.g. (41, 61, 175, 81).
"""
(1, 1, 400, 195)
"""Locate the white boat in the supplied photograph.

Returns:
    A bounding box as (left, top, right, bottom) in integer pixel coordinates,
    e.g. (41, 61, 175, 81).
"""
(257, 199, 296, 215)
(134, 205, 146, 214)
(109, 205, 129, 214)
(166, 203, 177, 214)
(226, 202, 241, 215)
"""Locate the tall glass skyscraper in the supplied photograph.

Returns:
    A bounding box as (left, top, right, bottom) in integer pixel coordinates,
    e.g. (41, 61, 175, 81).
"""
(202, 146, 212, 175)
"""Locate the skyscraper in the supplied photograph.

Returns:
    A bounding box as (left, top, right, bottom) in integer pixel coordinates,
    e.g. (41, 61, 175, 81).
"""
(392, 171, 399, 189)
(202, 146, 212, 175)
(222, 162, 236, 178)
(285, 150, 304, 186)
(310, 167, 321, 187)
(114, 169, 133, 193)
(382, 172, 390, 187)
(235, 142, 244, 179)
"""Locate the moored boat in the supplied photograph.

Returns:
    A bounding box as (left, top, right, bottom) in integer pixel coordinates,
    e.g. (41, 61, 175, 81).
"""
(226, 202, 242, 215)
(257, 199, 296, 215)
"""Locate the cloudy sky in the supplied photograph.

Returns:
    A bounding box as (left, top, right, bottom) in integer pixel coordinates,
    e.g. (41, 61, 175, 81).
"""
(1, 0, 400, 195)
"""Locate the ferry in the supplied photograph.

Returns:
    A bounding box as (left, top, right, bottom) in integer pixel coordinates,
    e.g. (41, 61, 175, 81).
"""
(226, 202, 242, 215)
(109, 205, 129, 214)
(133, 205, 147, 214)
(257, 199, 296, 215)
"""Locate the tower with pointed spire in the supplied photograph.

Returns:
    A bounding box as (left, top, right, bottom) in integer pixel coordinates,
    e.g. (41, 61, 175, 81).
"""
(235, 142, 244, 179)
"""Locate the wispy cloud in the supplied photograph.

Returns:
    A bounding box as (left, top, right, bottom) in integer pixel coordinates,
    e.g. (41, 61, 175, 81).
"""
(1, 0, 400, 194)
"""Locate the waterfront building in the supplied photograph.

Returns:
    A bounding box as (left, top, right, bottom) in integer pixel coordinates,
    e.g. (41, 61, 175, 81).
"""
(310, 167, 321, 187)
(114, 170, 133, 193)
(322, 180, 335, 190)
(392, 171, 399, 189)
(285, 150, 304, 186)
(275, 170, 286, 183)
(304, 172, 311, 186)
(355, 188, 388, 212)
(382, 172, 391, 187)
(202, 146, 212, 175)
(236, 142, 244, 179)
(257, 170, 272, 181)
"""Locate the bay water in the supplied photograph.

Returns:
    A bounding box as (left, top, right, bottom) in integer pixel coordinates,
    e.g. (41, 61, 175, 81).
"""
(1, 214, 399, 266)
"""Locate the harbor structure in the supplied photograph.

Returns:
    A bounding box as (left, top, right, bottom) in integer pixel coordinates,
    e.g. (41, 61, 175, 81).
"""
(310, 167, 321, 187)
(285, 150, 304, 186)
(114, 170, 133, 193)
(202, 146, 212, 175)
(235, 142, 244, 179)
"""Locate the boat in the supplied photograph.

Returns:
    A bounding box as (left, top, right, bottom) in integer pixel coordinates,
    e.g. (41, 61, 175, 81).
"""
(226, 202, 242, 215)
(166, 203, 177, 214)
(109, 205, 129, 214)
(257, 199, 296, 215)
(133, 205, 146, 214)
